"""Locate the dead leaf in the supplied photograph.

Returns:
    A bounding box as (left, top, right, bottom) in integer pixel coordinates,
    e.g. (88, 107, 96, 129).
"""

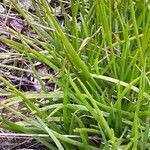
(0, 4, 5, 13)
(7, 18, 28, 33)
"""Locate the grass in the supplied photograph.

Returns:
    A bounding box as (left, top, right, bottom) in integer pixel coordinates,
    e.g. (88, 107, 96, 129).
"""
(0, 0, 150, 149)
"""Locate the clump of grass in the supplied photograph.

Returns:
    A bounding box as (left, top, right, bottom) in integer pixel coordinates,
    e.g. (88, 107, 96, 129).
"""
(0, 0, 150, 149)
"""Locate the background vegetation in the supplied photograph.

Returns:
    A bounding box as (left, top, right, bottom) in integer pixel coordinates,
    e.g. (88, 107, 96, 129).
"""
(0, 0, 150, 149)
